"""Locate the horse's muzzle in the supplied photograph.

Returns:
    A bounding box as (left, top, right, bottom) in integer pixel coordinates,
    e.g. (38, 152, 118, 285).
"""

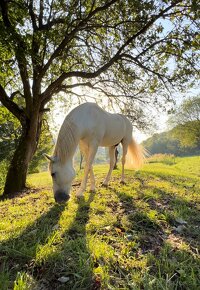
(54, 191, 70, 203)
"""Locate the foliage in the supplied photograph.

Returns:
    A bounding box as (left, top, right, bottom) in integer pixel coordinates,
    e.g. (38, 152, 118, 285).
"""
(0, 106, 21, 163)
(142, 130, 200, 156)
(0, 0, 199, 194)
(0, 0, 199, 126)
(170, 96, 200, 147)
(0, 161, 8, 191)
(0, 158, 200, 288)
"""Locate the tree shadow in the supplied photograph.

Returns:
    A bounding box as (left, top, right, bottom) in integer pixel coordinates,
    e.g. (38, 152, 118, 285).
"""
(108, 172, 200, 289)
(109, 186, 165, 255)
(146, 185, 200, 249)
(0, 186, 41, 201)
(135, 170, 200, 248)
(139, 169, 200, 190)
(32, 192, 96, 290)
(0, 203, 66, 289)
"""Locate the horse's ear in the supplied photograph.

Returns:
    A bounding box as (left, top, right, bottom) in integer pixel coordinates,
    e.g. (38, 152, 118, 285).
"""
(43, 153, 54, 162)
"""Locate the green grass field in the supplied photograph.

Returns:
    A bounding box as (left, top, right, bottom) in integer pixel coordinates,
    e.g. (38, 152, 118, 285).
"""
(0, 156, 199, 289)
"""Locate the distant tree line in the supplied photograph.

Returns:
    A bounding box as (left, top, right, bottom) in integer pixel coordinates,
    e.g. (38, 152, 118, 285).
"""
(142, 130, 200, 156)
(143, 96, 200, 156)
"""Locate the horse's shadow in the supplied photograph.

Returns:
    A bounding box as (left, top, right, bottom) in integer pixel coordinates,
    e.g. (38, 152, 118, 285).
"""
(0, 192, 96, 290)
(51, 192, 96, 290)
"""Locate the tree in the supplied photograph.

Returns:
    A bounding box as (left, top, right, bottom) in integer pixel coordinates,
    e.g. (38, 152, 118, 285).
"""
(142, 129, 200, 156)
(28, 121, 53, 173)
(0, 106, 53, 175)
(170, 96, 200, 147)
(0, 0, 199, 195)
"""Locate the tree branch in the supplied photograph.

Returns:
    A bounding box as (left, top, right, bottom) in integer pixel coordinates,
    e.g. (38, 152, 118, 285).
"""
(28, 0, 38, 31)
(39, 0, 44, 28)
(39, 0, 118, 78)
(0, 0, 32, 113)
(0, 85, 26, 123)
(10, 91, 24, 101)
(41, 0, 182, 103)
(121, 53, 170, 81)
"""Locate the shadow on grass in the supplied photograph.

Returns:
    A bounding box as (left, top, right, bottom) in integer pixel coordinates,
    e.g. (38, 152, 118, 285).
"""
(0, 191, 97, 290)
(110, 186, 165, 255)
(136, 171, 200, 248)
(31, 192, 96, 290)
(62, 192, 96, 290)
(140, 169, 200, 190)
(0, 187, 41, 201)
(0, 203, 66, 290)
(110, 171, 200, 289)
(148, 187, 200, 251)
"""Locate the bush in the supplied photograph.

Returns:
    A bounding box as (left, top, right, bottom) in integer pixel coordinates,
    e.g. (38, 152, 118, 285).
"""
(147, 154, 176, 165)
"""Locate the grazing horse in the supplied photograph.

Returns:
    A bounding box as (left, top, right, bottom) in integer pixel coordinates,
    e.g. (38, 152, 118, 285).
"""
(45, 103, 144, 203)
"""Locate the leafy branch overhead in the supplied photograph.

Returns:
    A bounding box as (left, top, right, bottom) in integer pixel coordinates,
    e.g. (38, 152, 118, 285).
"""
(0, 0, 200, 196)
(0, 0, 199, 123)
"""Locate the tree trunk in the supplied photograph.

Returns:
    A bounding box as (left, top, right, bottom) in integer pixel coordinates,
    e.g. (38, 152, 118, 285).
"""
(3, 113, 41, 195)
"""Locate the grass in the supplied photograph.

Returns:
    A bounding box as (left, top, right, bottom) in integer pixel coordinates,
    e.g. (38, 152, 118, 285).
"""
(147, 154, 176, 165)
(0, 156, 200, 289)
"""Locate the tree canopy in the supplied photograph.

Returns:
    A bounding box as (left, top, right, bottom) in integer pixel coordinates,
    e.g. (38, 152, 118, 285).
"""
(170, 96, 200, 147)
(0, 0, 199, 194)
(0, 0, 199, 124)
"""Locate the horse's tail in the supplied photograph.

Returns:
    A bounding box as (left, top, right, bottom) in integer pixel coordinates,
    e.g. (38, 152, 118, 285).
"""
(125, 137, 146, 169)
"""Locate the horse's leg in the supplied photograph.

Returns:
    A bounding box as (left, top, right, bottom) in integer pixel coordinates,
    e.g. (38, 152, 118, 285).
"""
(102, 145, 116, 186)
(76, 142, 98, 197)
(121, 141, 128, 184)
(89, 167, 95, 192)
(79, 141, 96, 192)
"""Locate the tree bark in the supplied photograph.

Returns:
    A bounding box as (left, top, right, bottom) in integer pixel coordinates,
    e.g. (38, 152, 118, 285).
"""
(3, 112, 42, 195)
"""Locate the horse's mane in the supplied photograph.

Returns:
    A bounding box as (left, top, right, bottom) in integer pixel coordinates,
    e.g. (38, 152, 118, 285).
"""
(54, 119, 78, 164)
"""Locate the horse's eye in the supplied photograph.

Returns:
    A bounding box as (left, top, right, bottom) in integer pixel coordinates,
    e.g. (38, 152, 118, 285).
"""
(51, 172, 56, 178)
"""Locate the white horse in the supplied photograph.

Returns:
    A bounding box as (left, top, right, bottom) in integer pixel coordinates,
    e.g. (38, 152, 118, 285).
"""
(45, 103, 144, 203)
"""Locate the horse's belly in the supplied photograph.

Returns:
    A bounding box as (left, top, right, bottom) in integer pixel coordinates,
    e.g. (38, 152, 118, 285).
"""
(100, 117, 126, 146)
(100, 135, 123, 147)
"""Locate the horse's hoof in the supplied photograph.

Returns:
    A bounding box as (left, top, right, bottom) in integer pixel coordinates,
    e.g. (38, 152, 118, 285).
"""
(89, 189, 96, 193)
(76, 195, 84, 202)
(76, 188, 84, 197)
(120, 180, 126, 185)
(101, 183, 108, 188)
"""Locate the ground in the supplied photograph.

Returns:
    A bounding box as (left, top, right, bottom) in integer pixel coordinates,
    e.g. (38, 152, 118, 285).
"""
(0, 156, 200, 289)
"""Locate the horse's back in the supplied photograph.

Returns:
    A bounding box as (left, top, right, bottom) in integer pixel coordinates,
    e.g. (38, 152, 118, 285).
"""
(65, 103, 132, 146)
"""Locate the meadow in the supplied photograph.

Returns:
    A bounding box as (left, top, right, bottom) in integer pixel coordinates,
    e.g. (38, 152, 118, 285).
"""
(0, 156, 199, 289)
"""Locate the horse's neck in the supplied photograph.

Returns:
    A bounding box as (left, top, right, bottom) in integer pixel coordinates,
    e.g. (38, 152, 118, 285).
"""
(54, 120, 79, 162)
(64, 158, 74, 168)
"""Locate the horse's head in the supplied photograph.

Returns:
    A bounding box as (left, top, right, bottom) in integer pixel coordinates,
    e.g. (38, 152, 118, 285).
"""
(44, 154, 76, 203)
